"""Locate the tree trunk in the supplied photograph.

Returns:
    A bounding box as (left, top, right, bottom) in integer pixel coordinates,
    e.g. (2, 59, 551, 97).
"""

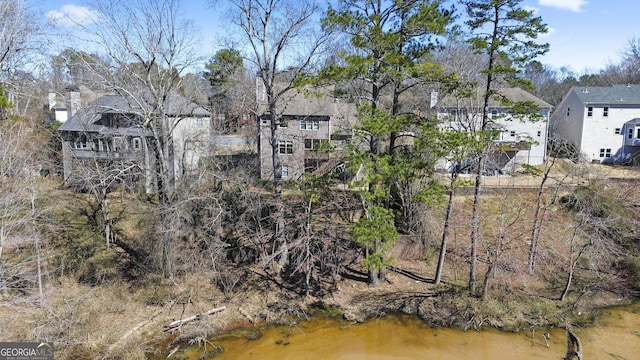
(162, 229, 173, 279)
(270, 113, 282, 196)
(561, 225, 587, 301)
(36, 238, 44, 307)
(562, 329, 583, 360)
(469, 161, 482, 294)
(435, 184, 455, 284)
(528, 188, 544, 274)
(481, 261, 494, 301)
(528, 160, 554, 274)
(560, 264, 573, 302)
(0, 225, 4, 265)
(369, 268, 379, 286)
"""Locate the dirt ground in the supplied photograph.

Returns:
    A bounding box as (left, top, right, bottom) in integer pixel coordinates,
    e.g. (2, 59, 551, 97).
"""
(2, 160, 638, 359)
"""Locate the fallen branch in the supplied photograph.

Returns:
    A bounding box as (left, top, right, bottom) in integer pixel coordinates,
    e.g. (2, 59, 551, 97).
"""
(107, 308, 164, 355)
(563, 329, 583, 360)
(164, 306, 226, 332)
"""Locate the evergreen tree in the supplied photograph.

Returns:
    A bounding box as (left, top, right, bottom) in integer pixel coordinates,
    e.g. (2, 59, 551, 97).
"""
(321, 0, 454, 285)
(463, 0, 548, 294)
(0, 87, 13, 121)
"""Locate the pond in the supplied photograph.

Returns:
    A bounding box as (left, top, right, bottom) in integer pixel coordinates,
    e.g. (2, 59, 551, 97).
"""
(167, 302, 640, 360)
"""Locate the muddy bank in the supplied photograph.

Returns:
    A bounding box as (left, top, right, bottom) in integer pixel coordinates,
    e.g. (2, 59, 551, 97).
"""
(144, 263, 630, 359)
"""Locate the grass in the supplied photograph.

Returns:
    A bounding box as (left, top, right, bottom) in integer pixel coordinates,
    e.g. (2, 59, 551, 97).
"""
(2, 172, 640, 358)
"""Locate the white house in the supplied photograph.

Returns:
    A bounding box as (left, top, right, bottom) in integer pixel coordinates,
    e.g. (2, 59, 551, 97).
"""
(436, 87, 552, 174)
(549, 84, 640, 164)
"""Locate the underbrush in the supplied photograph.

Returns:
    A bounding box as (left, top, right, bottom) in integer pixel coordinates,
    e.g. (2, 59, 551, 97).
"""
(2, 176, 640, 358)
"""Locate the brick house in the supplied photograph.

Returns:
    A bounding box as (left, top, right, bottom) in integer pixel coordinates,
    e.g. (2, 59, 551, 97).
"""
(257, 82, 358, 180)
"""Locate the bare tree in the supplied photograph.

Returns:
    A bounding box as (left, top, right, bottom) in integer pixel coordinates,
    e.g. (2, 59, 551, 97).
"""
(221, 0, 333, 275)
(558, 180, 633, 301)
(480, 191, 525, 300)
(0, 0, 47, 120)
(463, 0, 548, 294)
(68, 157, 139, 249)
(0, 0, 42, 73)
(526, 140, 574, 274)
(76, 0, 206, 278)
(0, 119, 49, 306)
(224, 0, 333, 195)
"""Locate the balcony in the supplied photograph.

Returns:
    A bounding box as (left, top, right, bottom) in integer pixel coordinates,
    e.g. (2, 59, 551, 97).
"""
(492, 141, 532, 151)
(304, 151, 330, 160)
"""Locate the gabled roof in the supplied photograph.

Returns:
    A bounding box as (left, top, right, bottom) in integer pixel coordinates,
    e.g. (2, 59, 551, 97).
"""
(572, 84, 640, 105)
(624, 118, 640, 126)
(437, 87, 552, 109)
(59, 92, 210, 132)
(258, 83, 341, 117)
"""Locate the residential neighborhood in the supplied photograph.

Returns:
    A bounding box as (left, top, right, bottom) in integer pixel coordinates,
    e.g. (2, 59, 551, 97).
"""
(256, 81, 359, 181)
(435, 87, 552, 174)
(57, 82, 640, 186)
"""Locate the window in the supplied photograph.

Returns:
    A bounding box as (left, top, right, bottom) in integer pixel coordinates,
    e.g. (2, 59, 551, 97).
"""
(113, 137, 124, 151)
(300, 119, 320, 130)
(304, 138, 327, 150)
(603, 106, 609, 117)
(615, 128, 621, 135)
(261, 119, 268, 126)
(566, 107, 571, 116)
(278, 140, 293, 154)
(629, 128, 634, 139)
(490, 109, 498, 117)
(599, 148, 611, 158)
(132, 137, 142, 151)
(509, 130, 516, 137)
(587, 106, 593, 117)
(73, 135, 88, 149)
(537, 130, 542, 137)
(282, 166, 290, 178)
(637, 128, 640, 139)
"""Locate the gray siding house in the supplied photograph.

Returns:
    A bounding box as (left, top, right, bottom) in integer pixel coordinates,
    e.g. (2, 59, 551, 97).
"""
(58, 92, 211, 191)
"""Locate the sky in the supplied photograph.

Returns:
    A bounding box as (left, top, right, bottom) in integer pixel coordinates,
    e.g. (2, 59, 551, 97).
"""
(35, 0, 640, 75)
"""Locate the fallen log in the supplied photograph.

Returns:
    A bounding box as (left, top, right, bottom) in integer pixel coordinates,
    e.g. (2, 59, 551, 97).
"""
(164, 306, 226, 332)
(563, 329, 583, 360)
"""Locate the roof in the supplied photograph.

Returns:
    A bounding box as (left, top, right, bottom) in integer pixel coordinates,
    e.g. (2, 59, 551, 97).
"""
(59, 92, 210, 132)
(572, 84, 640, 105)
(258, 83, 340, 117)
(624, 118, 640, 126)
(437, 87, 552, 109)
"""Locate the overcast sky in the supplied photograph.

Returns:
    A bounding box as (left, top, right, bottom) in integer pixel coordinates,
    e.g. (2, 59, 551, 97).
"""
(39, 0, 639, 75)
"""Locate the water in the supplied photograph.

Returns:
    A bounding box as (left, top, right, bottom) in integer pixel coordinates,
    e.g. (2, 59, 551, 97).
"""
(171, 302, 640, 360)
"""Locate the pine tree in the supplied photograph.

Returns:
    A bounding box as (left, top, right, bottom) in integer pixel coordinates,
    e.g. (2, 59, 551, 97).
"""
(321, 0, 453, 285)
(463, 0, 548, 294)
